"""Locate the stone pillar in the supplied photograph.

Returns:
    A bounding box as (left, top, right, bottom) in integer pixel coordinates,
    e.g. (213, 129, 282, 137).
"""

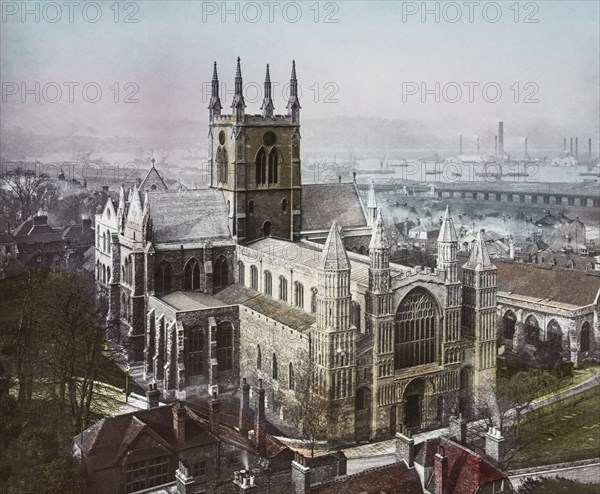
(448, 415, 467, 445)
(291, 453, 311, 494)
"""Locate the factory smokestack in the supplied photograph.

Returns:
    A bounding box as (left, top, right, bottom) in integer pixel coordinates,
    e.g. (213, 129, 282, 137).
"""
(476, 137, 480, 155)
(575, 137, 578, 159)
(498, 121, 504, 162)
(494, 136, 498, 159)
(459, 134, 463, 155)
(570, 138, 573, 156)
(524, 137, 528, 159)
(590, 138, 593, 159)
(564, 138, 567, 154)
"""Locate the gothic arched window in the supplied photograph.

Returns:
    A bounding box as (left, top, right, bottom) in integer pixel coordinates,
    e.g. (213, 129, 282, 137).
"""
(238, 261, 245, 286)
(250, 265, 258, 290)
(256, 148, 267, 185)
(155, 261, 173, 294)
(294, 281, 304, 308)
(581, 322, 591, 352)
(214, 256, 229, 288)
(547, 319, 563, 351)
(279, 276, 288, 302)
(216, 322, 233, 371)
(503, 310, 516, 340)
(268, 148, 279, 184)
(257, 345, 262, 370)
(264, 271, 272, 296)
(187, 328, 204, 376)
(281, 198, 288, 213)
(248, 200, 255, 215)
(524, 315, 540, 345)
(394, 289, 437, 369)
(217, 146, 228, 184)
(184, 258, 201, 290)
(102, 231, 107, 252)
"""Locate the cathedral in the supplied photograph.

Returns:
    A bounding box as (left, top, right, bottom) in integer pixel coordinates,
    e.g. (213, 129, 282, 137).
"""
(95, 59, 498, 446)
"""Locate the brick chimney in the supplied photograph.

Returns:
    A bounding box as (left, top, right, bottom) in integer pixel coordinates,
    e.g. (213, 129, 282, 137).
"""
(395, 424, 415, 467)
(449, 414, 467, 445)
(254, 379, 266, 452)
(291, 452, 311, 494)
(146, 382, 160, 409)
(209, 391, 221, 433)
(434, 445, 448, 494)
(173, 401, 186, 443)
(239, 378, 251, 437)
(485, 427, 505, 464)
(175, 459, 194, 494)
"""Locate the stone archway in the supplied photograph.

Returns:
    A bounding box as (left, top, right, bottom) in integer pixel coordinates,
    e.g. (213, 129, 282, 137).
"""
(401, 378, 433, 431)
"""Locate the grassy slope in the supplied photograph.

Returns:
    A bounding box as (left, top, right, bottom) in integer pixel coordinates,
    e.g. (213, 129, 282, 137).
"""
(513, 386, 600, 469)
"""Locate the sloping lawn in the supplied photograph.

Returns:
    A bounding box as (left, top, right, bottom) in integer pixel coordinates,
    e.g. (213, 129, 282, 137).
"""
(513, 386, 600, 469)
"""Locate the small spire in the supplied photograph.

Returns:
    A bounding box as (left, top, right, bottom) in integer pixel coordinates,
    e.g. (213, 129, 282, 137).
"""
(261, 63, 274, 117)
(367, 179, 377, 208)
(231, 57, 246, 114)
(291, 60, 296, 80)
(437, 205, 458, 242)
(463, 229, 494, 270)
(209, 61, 222, 117)
(322, 221, 350, 270)
(369, 208, 387, 250)
(287, 60, 300, 122)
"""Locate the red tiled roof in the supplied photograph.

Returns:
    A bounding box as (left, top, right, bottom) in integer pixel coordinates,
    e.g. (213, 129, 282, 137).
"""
(416, 438, 508, 494)
(496, 260, 600, 307)
(311, 462, 423, 494)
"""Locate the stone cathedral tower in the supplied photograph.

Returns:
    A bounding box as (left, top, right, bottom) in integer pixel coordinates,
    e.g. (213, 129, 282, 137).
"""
(365, 209, 395, 438)
(462, 230, 498, 387)
(437, 206, 462, 366)
(208, 58, 302, 243)
(312, 222, 357, 445)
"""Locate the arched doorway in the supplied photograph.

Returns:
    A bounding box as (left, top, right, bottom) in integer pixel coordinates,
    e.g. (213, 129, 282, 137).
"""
(355, 387, 372, 442)
(403, 379, 426, 430)
(262, 221, 272, 237)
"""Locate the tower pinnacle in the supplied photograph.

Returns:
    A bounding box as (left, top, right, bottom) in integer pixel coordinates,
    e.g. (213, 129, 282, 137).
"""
(208, 61, 222, 120)
(463, 230, 494, 270)
(231, 57, 246, 119)
(322, 221, 350, 270)
(261, 64, 274, 117)
(287, 60, 301, 124)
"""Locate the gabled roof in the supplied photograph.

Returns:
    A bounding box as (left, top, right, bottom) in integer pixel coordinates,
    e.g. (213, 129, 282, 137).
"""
(322, 221, 350, 270)
(496, 260, 600, 307)
(139, 163, 168, 193)
(437, 206, 458, 242)
(302, 183, 367, 231)
(146, 189, 233, 248)
(311, 462, 423, 494)
(415, 438, 508, 494)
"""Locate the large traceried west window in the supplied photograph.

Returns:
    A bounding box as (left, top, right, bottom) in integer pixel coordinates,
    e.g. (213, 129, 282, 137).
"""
(394, 289, 437, 369)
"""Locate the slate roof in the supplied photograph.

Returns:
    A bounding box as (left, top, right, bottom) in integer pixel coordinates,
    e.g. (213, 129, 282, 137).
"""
(496, 260, 600, 307)
(311, 462, 423, 494)
(214, 284, 316, 333)
(147, 189, 233, 248)
(415, 438, 509, 494)
(75, 401, 289, 472)
(13, 216, 64, 244)
(301, 183, 367, 231)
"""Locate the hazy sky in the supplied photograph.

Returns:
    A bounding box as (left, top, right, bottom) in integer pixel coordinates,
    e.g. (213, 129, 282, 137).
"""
(1, 0, 599, 142)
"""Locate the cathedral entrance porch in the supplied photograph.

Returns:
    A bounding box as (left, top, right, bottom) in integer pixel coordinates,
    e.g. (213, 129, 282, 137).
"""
(401, 378, 433, 433)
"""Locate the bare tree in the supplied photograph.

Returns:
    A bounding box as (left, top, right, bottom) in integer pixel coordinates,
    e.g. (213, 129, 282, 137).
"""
(280, 362, 330, 457)
(0, 168, 56, 226)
